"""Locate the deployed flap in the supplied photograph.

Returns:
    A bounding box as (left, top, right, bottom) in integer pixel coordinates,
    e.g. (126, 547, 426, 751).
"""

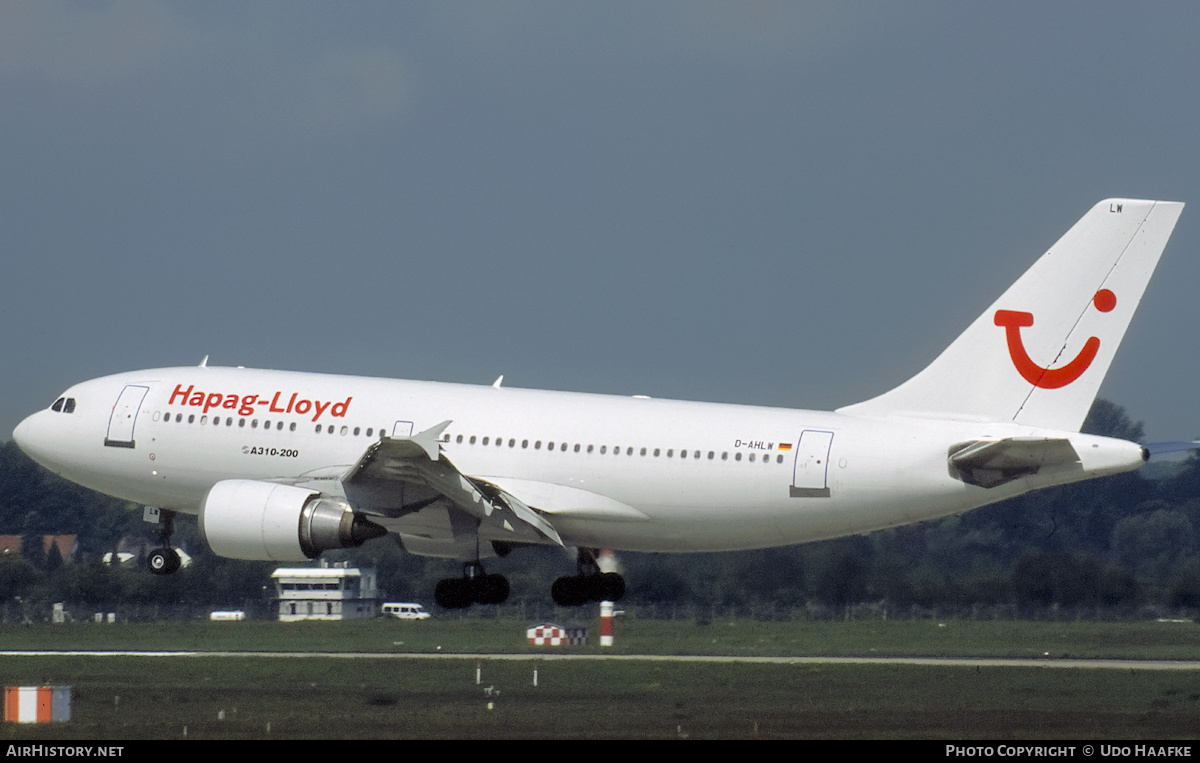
(342, 424, 563, 546)
(949, 437, 1079, 488)
(479, 477, 650, 521)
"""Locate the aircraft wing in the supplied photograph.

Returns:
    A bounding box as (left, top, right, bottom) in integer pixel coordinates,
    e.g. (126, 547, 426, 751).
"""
(341, 422, 564, 547)
(948, 437, 1080, 488)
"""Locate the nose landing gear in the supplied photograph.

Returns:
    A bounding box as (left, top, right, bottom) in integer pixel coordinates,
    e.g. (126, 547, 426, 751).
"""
(144, 507, 182, 576)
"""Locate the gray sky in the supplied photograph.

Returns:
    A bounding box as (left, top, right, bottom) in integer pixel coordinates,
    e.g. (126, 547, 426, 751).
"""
(3, 1, 1199, 442)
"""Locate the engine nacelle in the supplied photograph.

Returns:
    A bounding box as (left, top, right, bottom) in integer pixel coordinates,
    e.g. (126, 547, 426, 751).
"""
(199, 479, 386, 561)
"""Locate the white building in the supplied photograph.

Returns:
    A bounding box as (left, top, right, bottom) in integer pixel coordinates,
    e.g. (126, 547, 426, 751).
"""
(271, 563, 378, 621)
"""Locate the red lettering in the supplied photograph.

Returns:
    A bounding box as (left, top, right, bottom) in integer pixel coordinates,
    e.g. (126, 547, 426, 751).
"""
(269, 391, 287, 413)
(311, 400, 331, 421)
(286, 393, 297, 414)
(169, 385, 193, 406)
(204, 393, 224, 413)
(239, 395, 258, 417)
(188, 391, 205, 407)
(331, 397, 352, 417)
(294, 399, 311, 415)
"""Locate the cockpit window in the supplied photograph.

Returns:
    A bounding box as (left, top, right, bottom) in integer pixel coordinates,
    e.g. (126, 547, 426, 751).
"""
(50, 397, 77, 413)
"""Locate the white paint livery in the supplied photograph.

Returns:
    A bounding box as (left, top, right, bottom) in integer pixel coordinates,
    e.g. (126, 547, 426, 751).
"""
(11, 199, 1184, 604)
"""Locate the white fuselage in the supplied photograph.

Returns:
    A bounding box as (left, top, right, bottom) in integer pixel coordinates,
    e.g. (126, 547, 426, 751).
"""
(13, 365, 1145, 555)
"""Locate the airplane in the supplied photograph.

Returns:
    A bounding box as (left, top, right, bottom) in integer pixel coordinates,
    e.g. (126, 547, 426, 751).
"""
(11, 198, 1184, 608)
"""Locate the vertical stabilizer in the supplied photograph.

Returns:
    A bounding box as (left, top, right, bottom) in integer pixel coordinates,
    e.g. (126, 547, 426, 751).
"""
(838, 199, 1184, 431)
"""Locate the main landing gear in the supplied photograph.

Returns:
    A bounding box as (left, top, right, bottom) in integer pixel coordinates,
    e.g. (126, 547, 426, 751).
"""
(551, 548, 625, 606)
(434, 563, 510, 609)
(145, 507, 182, 576)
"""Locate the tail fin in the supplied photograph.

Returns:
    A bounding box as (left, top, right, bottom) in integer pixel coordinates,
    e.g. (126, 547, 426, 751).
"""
(838, 199, 1184, 431)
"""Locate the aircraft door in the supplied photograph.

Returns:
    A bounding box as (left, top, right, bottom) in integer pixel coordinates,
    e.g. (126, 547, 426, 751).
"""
(105, 384, 150, 448)
(790, 429, 833, 498)
(392, 421, 414, 437)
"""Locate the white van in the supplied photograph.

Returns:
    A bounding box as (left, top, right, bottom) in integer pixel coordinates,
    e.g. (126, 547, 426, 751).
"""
(382, 602, 431, 620)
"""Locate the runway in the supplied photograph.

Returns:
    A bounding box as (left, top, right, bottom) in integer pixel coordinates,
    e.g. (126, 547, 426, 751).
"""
(5, 650, 1200, 670)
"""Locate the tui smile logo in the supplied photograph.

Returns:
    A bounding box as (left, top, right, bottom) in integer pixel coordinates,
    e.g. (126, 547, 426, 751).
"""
(994, 289, 1116, 389)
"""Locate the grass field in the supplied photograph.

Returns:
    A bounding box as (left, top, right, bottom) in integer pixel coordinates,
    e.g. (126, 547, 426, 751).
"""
(3, 618, 1200, 739)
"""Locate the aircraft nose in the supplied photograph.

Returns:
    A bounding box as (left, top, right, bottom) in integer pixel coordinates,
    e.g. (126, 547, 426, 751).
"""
(12, 411, 52, 466)
(13, 414, 34, 452)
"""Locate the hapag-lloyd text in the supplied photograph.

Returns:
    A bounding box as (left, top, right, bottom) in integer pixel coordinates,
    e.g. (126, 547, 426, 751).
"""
(168, 384, 352, 422)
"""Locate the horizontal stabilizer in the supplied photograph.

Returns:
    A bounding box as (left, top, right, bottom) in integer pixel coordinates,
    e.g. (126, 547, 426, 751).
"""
(1143, 440, 1200, 457)
(949, 437, 1079, 488)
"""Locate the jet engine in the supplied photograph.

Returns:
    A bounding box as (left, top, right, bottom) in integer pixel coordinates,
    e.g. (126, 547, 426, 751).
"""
(199, 479, 386, 561)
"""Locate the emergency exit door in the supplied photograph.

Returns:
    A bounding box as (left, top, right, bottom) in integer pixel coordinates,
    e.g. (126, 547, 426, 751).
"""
(105, 385, 149, 448)
(790, 429, 834, 498)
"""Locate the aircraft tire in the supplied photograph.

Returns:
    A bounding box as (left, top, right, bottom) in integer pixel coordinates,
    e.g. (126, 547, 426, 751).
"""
(597, 572, 626, 602)
(551, 576, 588, 606)
(434, 578, 474, 609)
(147, 548, 181, 576)
(474, 574, 510, 605)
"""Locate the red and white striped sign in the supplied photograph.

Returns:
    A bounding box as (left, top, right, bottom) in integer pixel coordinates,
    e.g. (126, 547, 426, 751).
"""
(4, 686, 71, 723)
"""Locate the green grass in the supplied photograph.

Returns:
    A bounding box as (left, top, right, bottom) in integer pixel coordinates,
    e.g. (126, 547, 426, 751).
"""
(2, 655, 1199, 739)
(3, 619, 1199, 738)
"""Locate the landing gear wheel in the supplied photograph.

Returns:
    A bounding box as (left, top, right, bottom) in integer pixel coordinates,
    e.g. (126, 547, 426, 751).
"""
(435, 578, 474, 609)
(474, 573, 510, 605)
(551, 575, 588, 606)
(147, 547, 181, 576)
(598, 571, 626, 601)
(552, 549, 626, 606)
(435, 571, 510, 608)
